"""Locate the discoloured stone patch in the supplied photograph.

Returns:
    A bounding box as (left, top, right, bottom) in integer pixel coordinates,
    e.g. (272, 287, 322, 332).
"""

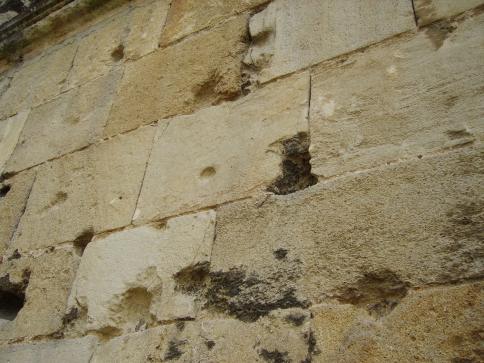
(414, 0, 484, 26)
(0, 110, 28, 173)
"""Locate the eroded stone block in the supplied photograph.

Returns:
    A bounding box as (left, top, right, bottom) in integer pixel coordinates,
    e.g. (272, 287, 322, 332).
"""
(0, 248, 80, 342)
(104, 15, 248, 137)
(414, 0, 484, 25)
(11, 126, 155, 251)
(67, 210, 215, 334)
(212, 148, 483, 310)
(245, 0, 415, 83)
(5, 70, 122, 173)
(310, 10, 484, 178)
(0, 111, 28, 173)
(134, 72, 310, 224)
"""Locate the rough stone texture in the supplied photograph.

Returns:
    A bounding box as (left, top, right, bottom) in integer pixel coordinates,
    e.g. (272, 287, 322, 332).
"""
(0, 169, 35, 256)
(244, 0, 415, 83)
(414, 0, 484, 25)
(160, 0, 268, 45)
(91, 309, 311, 362)
(134, 72, 309, 224)
(0, 110, 28, 173)
(11, 126, 155, 251)
(213, 148, 483, 307)
(310, 9, 484, 178)
(311, 283, 484, 362)
(0, 248, 80, 342)
(0, 336, 98, 363)
(5, 70, 122, 173)
(0, 40, 78, 120)
(67, 210, 215, 334)
(104, 15, 248, 137)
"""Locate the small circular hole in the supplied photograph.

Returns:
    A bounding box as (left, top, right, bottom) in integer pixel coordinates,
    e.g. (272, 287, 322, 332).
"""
(200, 167, 216, 178)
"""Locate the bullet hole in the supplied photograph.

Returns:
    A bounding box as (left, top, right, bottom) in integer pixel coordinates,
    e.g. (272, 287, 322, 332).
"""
(273, 248, 288, 260)
(73, 228, 95, 254)
(205, 340, 216, 350)
(0, 271, 30, 321)
(111, 44, 125, 61)
(200, 166, 216, 179)
(285, 312, 306, 326)
(0, 184, 11, 198)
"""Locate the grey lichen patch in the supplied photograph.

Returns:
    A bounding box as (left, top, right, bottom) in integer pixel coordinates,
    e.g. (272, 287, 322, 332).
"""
(267, 133, 317, 195)
(174, 261, 210, 294)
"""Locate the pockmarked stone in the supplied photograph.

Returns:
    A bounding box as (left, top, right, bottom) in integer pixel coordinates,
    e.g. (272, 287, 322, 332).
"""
(11, 126, 155, 251)
(245, 0, 415, 83)
(414, 0, 484, 25)
(134, 72, 309, 224)
(0, 110, 28, 173)
(310, 9, 484, 178)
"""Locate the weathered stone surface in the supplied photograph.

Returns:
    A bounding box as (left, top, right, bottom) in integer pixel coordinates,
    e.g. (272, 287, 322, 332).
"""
(91, 309, 311, 362)
(0, 336, 98, 363)
(212, 148, 483, 309)
(311, 283, 484, 362)
(124, 0, 170, 60)
(0, 110, 28, 173)
(310, 10, 484, 178)
(0, 248, 80, 342)
(160, 0, 267, 45)
(11, 126, 155, 251)
(0, 169, 35, 256)
(67, 210, 215, 334)
(5, 70, 122, 173)
(415, 0, 484, 25)
(245, 0, 415, 83)
(104, 15, 248, 137)
(134, 72, 309, 224)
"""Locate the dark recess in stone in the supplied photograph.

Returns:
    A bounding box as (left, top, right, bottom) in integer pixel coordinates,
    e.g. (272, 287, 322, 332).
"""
(0, 270, 30, 321)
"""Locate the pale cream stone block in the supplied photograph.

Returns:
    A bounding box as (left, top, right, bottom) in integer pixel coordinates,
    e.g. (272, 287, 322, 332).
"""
(0, 111, 28, 173)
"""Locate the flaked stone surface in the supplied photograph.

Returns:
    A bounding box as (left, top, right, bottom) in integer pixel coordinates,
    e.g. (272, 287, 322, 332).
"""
(104, 15, 248, 137)
(244, 0, 415, 83)
(5, 70, 122, 173)
(310, 9, 484, 178)
(134, 72, 309, 224)
(0, 336, 98, 363)
(311, 283, 484, 362)
(11, 126, 155, 251)
(67, 210, 215, 334)
(0, 248, 80, 342)
(160, 0, 268, 45)
(213, 148, 483, 307)
(91, 309, 311, 362)
(0, 110, 28, 173)
(414, 0, 484, 25)
(0, 169, 35, 255)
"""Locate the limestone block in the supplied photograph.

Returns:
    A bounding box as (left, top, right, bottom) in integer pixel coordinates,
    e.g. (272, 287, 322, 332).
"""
(124, 0, 170, 60)
(0, 111, 28, 173)
(245, 0, 415, 83)
(414, 0, 484, 25)
(134, 72, 309, 224)
(311, 283, 484, 362)
(310, 10, 484, 178)
(212, 148, 483, 310)
(5, 70, 122, 174)
(0, 169, 35, 256)
(104, 15, 248, 137)
(68, 210, 215, 334)
(66, 15, 126, 89)
(11, 126, 155, 251)
(0, 336, 98, 363)
(160, 0, 268, 45)
(91, 309, 311, 362)
(0, 248, 80, 342)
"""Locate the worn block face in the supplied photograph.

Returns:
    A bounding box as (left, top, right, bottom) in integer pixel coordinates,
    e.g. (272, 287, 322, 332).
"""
(11, 126, 155, 251)
(310, 11, 484, 178)
(245, 0, 415, 83)
(67, 210, 215, 334)
(5, 70, 122, 174)
(134, 72, 309, 224)
(160, 0, 268, 45)
(104, 15, 248, 137)
(212, 149, 484, 309)
(0, 248, 80, 342)
(91, 310, 311, 362)
(0, 336, 98, 363)
(0, 169, 35, 256)
(0, 111, 28, 173)
(414, 0, 484, 25)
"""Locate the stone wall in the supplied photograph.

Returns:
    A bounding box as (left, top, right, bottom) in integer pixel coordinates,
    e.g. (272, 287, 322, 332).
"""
(0, 0, 483, 362)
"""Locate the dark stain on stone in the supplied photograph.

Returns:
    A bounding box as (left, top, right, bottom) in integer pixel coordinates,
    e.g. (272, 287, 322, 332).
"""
(62, 306, 79, 325)
(73, 227, 95, 254)
(164, 339, 186, 361)
(175, 321, 185, 331)
(446, 129, 472, 140)
(259, 348, 290, 363)
(0, 184, 11, 198)
(174, 261, 210, 294)
(302, 330, 320, 363)
(7, 249, 21, 260)
(205, 340, 215, 350)
(273, 248, 288, 260)
(267, 133, 317, 195)
(444, 202, 483, 243)
(425, 19, 456, 50)
(285, 312, 306, 326)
